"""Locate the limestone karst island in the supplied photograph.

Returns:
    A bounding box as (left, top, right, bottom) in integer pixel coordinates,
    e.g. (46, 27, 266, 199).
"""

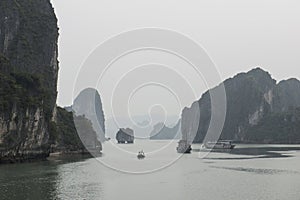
(0, 1, 300, 200)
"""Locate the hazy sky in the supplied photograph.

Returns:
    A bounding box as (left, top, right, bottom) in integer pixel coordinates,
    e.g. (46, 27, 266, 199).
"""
(51, 0, 300, 119)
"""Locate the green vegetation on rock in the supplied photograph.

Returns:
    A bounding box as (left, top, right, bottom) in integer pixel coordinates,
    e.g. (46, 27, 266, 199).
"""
(0, 0, 59, 162)
(246, 108, 300, 143)
(181, 68, 300, 144)
(50, 107, 101, 153)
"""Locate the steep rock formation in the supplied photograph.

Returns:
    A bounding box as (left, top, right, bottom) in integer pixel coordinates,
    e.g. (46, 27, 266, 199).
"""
(50, 107, 102, 154)
(150, 120, 181, 140)
(73, 115, 102, 152)
(0, 0, 58, 163)
(181, 102, 201, 144)
(272, 79, 300, 112)
(116, 128, 134, 144)
(72, 88, 106, 142)
(181, 68, 300, 144)
(246, 108, 300, 143)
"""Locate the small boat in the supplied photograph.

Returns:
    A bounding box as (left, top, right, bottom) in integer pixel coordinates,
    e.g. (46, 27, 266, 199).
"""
(201, 140, 235, 150)
(177, 140, 192, 154)
(137, 150, 145, 159)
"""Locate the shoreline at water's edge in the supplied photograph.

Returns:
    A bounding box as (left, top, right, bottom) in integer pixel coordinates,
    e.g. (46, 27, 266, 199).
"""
(0, 150, 102, 165)
(193, 141, 300, 145)
(49, 149, 103, 157)
(0, 152, 49, 164)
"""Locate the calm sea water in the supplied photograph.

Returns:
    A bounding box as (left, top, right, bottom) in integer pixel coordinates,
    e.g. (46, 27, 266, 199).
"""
(1, 140, 300, 200)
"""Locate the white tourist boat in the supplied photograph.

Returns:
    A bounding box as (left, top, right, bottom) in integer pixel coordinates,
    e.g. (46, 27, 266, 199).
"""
(201, 140, 235, 150)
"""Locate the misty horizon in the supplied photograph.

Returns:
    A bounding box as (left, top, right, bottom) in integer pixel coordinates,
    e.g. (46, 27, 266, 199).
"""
(51, 0, 300, 119)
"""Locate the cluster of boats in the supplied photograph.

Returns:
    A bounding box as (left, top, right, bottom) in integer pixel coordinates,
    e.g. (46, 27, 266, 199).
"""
(135, 140, 235, 159)
(177, 140, 235, 154)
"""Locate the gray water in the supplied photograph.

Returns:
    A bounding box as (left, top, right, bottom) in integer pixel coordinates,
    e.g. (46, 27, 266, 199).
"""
(1, 140, 300, 200)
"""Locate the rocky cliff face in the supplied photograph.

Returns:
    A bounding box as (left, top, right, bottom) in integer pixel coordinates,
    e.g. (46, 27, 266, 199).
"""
(181, 68, 300, 144)
(50, 107, 102, 154)
(0, 0, 58, 163)
(150, 120, 181, 140)
(272, 79, 300, 113)
(116, 128, 134, 144)
(72, 88, 106, 142)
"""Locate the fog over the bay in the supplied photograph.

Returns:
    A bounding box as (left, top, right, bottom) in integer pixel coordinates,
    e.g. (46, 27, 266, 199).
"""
(51, 0, 300, 119)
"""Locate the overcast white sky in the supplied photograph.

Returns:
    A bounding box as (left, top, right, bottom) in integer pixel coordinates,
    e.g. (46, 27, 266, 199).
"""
(51, 0, 300, 119)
